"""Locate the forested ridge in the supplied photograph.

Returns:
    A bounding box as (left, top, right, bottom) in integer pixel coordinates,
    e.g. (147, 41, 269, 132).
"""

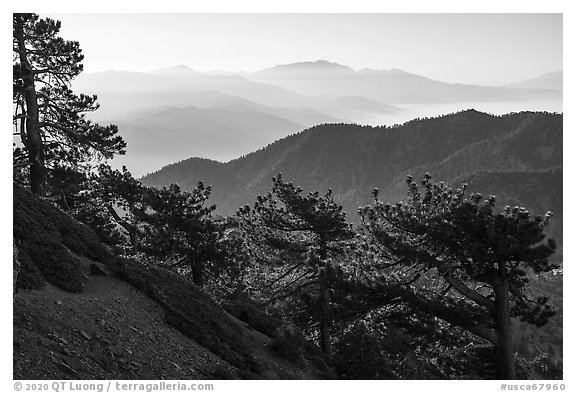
(142, 111, 561, 217)
(142, 111, 562, 261)
(13, 13, 562, 380)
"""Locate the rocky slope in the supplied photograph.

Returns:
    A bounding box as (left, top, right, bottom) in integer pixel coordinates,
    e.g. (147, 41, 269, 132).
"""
(14, 256, 233, 379)
(13, 184, 325, 380)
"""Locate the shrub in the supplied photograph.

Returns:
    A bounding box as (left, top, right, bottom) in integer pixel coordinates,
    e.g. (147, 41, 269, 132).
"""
(269, 325, 334, 378)
(517, 353, 563, 380)
(16, 248, 45, 290)
(221, 296, 283, 337)
(333, 322, 395, 379)
(13, 184, 112, 292)
(270, 326, 307, 363)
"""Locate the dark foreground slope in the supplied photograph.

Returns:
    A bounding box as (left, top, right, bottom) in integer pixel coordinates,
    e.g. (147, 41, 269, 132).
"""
(14, 262, 235, 379)
(13, 184, 328, 379)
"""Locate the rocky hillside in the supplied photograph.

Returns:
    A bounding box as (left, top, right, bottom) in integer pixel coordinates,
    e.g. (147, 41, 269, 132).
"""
(13, 184, 330, 380)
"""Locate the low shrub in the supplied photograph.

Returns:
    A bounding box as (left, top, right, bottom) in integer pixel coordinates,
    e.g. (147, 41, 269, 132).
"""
(221, 296, 283, 338)
(16, 248, 45, 290)
(517, 353, 563, 380)
(270, 326, 307, 363)
(13, 184, 112, 292)
(270, 325, 334, 378)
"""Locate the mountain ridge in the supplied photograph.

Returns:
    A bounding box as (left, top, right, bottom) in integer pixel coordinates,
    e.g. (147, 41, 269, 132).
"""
(74, 62, 562, 176)
(142, 110, 561, 228)
(255, 60, 355, 74)
(506, 71, 563, 91)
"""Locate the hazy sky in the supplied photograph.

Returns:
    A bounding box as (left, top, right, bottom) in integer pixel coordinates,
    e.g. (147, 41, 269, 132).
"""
(46, 13, 562, 86)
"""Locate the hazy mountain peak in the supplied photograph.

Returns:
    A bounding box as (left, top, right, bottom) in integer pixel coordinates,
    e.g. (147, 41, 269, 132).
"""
(356, 68, 430, 80)
(541, 70, 562, 78)
(150, 64, 199, 75)
(506, 70, 563, 90)
(257, 60, 355, 74)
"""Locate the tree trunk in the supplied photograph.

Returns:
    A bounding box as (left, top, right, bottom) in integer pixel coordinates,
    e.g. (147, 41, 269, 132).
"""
(319, 286, 332, 358)
(318, 256, 332, 358)
(318, 236, 328, 260)
(493, 277, 516, 379)
(191, 257, 204, 287)
(28, 139, 45, 197)
(13, 238, 20, 297)
(127, 229, 139, 253)
(60, 189, 70, 210)
(105, 205, 138, 252)
(15, 16, 45, 196)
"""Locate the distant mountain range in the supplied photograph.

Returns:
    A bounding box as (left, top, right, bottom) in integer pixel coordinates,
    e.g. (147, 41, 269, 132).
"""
(506, 71, 563, 91)
(112, 105, 303, 173)
(248, 60, 561, 103)
(141, 110, 562, 259)
(72, 61, 562, 176)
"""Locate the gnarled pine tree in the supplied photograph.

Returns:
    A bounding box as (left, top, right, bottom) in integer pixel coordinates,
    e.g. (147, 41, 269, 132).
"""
(238, 174, 353, 357)
(79, 164, 145, 252)
(359, 173, 557, 379)
(138, 183, 221, 287)
(13, 13, 125, 195)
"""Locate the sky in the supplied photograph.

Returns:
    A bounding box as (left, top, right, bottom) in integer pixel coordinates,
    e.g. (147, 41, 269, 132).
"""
(45, 13, 563, 86)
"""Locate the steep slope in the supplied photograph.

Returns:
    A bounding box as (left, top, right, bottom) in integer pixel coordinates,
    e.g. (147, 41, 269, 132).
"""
(13, 184, 326, 380)
(14, 262, 236, 379)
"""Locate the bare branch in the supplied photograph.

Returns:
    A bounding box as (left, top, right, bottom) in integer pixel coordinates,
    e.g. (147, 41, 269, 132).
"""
(443, 273, 496, 314)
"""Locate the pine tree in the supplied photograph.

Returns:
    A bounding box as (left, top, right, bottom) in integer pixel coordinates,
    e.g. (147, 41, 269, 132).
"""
(359, 173, 557, 379)
(79, 164, 145, 252)
(13, 13, 125, 195)
(238, 174, 354, 357)
(138, 182, 220, 287)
